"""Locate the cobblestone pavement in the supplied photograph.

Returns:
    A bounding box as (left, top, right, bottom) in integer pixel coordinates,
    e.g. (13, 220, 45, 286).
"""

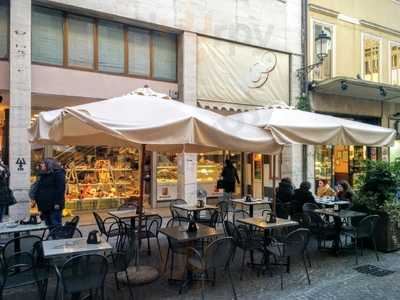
(3, 215, 400, 300)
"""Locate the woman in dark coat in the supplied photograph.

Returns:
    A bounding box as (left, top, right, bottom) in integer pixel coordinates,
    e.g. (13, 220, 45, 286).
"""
(276, 177, 294, 204)
(291, 181, 320, 215)
(221, 159, 240, 195)
(35, 158, 66, 226)
(0, 160, 13, 222)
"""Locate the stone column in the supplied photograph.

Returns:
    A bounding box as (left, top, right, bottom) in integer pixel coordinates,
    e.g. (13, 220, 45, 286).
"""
(280, 54, 304, 188)
(177, 31, 197, 205)
(9, 0, 32, 220)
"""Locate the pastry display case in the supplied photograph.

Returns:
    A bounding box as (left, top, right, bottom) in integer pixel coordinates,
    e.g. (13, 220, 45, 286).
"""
(197, 152, 223, 197)
(156, 154, 178, 201)
(32, 146, 141, 211)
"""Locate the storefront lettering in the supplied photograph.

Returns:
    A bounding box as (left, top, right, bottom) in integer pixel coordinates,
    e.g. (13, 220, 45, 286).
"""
(16, 157, 26, 171)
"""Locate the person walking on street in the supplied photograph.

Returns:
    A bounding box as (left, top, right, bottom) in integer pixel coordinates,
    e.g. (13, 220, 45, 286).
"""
(34, 158, 66, 226)
(0, 159, 15, 222)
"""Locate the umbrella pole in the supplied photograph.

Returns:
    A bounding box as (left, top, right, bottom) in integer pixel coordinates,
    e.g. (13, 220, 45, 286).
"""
(124, 144, 160, 285)
(272, 155, 277, 217)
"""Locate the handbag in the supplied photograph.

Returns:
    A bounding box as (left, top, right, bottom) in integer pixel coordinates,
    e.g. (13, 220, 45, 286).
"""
(7, 189, 16, 206)
(217, 178, 225, 189)
(29, 180, 39, 200)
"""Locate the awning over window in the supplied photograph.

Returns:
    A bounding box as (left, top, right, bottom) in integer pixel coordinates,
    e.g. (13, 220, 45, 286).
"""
(312, 76, 400, 102)
(197, 100, 262, 113)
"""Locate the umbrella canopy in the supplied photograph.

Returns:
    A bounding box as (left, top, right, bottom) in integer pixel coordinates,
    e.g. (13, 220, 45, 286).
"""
(229, 104, 396, 146)
(30, 88, 282, 154)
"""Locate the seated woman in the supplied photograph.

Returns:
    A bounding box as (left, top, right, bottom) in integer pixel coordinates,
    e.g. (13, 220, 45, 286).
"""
(316, 179, 335, 198)
(291, 181, 320, 215)
(336, 180, 354, 202)
(276, 177, 294, 204)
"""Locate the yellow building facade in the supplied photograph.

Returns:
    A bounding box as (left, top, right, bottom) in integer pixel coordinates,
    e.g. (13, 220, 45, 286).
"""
(307, 0, 400, 187)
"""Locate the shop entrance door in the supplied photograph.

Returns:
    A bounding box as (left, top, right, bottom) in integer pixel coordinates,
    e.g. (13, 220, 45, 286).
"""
(253, 153, 263, 199)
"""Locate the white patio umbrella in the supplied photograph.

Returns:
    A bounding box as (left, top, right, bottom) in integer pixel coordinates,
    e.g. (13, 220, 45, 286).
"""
(229, 104, 396, 217)
(31, 89, 282, 154)
(29, 88, 282, 282)
(229, 104, 396, 146)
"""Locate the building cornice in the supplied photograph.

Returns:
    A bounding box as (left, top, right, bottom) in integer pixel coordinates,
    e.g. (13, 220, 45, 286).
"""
(359, 20, 400, 37)
(309, 4, 339, 18)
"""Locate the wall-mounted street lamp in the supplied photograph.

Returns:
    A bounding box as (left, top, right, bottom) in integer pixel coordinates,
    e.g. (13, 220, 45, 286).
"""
(297, 30, 332, 79)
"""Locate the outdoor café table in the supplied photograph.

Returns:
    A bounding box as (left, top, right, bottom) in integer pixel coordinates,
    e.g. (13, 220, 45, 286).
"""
(237, 217, 299, 231)
(0, 221, 48, 252)
(172, 204, 217, 219)
(314, 208, 367, 220)
(315, 198, 351, 208)
(42, 237, 112, 259)
(232, 198, 272, 217)
(159, 223, 223, 289)
(109, 209, 159, 228)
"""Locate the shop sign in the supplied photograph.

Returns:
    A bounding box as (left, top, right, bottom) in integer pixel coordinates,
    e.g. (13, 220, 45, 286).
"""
(16, 157, 26, 171)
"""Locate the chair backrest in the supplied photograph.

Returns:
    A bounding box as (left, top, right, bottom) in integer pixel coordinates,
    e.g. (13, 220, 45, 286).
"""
(2, 235, 42, 273)
(60, 254, 108, 294)
(46, 225, 83, 240)
(146, 215, 163, 236)
(207, 210, 220, 228)
(283, 228, 310, 257)
(304, 210, 324, 227)
(204, 237, 236, 270)
(93, 212, 107, 235)
(356, 215, 380, 238)
(233, 209, 250, 225)
(166, 217, 189, 228)
(216, 201, 229, 222)
(65, 216, 80, 228)
(303, 203, 319, 213)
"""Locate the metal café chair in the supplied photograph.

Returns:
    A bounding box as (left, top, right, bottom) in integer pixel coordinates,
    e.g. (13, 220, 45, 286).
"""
(45, 225, 83, 240)
(93, 211, 123, 241)
(182, 237, 237, 299)
(0, 235, 51, 300)
(344, 214, 380, 264)
(55, 254, 108, 300)
(266, 228, 311, 290)
(108, 225, 137, 300)
(137, 214, 163, 261)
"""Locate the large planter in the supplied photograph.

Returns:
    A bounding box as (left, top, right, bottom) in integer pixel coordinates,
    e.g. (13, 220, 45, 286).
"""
(374, 211, 400, 252)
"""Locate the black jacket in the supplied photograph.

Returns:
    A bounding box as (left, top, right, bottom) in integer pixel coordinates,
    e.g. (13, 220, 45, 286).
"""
(276, 181, 294, 203)
(291, 188, 319, 214)
(221, 166, 240, 184)
(36, 169, 66, 212)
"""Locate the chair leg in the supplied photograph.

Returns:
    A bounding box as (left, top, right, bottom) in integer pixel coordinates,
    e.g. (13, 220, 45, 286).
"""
(228, 269, 238, 300)
(360, 239, 364, 256)
(164, 247, 170, 273)
(303, 255, 311, 285)
(201, 272, 206, 300)
(156, 237, 163, 263)
(372, 238, 379, 262)
(125, 270, 135, 300)
(170, 253, 175, 279)
(286, 256, 290, 273)
(240, 250, 246, 281)
(355, 238, 359, 265)
(114, 273, 120, 290)
(306, 251, 312, 268)
(147, 236, 151, 256)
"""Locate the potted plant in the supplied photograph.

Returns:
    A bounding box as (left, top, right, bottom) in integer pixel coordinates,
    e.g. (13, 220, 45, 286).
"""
(353, 159, 400, 252)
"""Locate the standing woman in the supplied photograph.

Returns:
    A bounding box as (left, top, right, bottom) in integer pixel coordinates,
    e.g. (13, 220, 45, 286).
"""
(221, 159, 240, 199)
(0, 159, 15, 222)
(35, 158, 66, 226)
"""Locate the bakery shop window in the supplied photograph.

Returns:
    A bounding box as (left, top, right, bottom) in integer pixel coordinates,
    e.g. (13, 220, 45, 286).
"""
(197, 152, 224, 197)
(32, 146, 140, 212)
(156, 154, 178, 201)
